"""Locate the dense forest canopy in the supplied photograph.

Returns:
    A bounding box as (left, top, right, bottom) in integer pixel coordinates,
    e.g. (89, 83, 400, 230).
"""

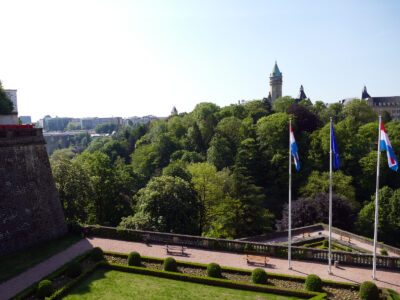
(50, 97, 400, 246)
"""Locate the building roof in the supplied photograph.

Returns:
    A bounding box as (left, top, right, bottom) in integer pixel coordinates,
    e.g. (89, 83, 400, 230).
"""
(361, 86, 371, 99)
(369, 96, 400, 105)
(271, 61, 282, 77)
(297, 85, 307, 100)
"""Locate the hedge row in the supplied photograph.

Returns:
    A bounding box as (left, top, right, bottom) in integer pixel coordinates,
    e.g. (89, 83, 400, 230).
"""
(12, 250, 93, 300)
(103, 250, 360, 290)
(47, 262, 101, 300)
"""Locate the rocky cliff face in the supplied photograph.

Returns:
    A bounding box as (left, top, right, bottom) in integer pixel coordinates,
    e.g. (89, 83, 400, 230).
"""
(0, 127, 67, 257)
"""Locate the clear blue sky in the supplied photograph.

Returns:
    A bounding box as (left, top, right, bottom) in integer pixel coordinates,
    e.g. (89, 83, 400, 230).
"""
(1, 0, 399, 121)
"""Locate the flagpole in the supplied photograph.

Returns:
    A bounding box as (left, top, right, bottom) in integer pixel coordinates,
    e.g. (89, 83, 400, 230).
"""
(328, 118, 333, 274)
(373, 115, 382, 280)
(288, 118, 292, 270)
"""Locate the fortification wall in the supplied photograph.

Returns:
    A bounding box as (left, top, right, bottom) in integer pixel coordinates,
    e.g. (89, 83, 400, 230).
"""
(0, 127, 67, 257)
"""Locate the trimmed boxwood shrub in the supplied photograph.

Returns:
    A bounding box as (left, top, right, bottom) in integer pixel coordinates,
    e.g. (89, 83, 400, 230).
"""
(128, 251, 141, 266)
(359, 281, 379, 300)
(207, 263, 222, 278)
(305, 274, 322, 292)
(66, 262, 82, 278)
(251, 268, 267, 284)
(90, 247, 104, 262)
(37, 280, 53, 298)
(380, 249, 388, 256)
(163, 257, 177, 272)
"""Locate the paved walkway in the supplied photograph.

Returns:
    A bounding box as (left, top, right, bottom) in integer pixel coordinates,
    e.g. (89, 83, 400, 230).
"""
(1, 237, 399, 299)
(0, 239, 93, 300)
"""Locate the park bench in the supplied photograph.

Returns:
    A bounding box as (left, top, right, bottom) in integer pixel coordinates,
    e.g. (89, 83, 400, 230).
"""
(245, 254, 269, 267)
(340, 235, 351, 243)
(166, 244, 186, 255)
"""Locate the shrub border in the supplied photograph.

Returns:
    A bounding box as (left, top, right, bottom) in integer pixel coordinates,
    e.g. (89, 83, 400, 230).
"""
(68, 261, 326, 299)
(104, 250, 360, 290)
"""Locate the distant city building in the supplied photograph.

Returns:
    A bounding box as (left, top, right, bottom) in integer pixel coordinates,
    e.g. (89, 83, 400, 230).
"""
(80, 117, 122, 130)
(171, 106, 178, 115)
(5, 89, 17, 113)
(19, 116, 31, 124)
(362, 86, 400, 120)
(124, 115, 159, 126)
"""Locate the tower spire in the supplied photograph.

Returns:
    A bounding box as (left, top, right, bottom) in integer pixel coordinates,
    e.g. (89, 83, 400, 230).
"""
(362, 85, 371, 99)
(269, 61, 283, 103)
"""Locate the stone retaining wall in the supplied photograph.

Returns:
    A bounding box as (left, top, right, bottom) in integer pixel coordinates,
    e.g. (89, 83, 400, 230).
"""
(0, 128, 67, 257)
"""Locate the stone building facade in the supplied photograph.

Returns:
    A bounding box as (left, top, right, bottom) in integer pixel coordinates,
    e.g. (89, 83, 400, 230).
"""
(362, 86, 400, 120)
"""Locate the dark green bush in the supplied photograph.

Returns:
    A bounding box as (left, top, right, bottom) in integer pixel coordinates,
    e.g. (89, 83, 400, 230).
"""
(128, 251, 141, 266)
(322, 240, 329, 247)
(90, 247, 104, 261)
(207, 263, 222, 278)
(251, 268, 267, 284)
(163, 257, 177, 272)
(380, 249, 388, 256)
(305, 274, 322, 292)
(37, 280, 53, 298)
(359, 281, 379, 300)
(66, 262, 82, 278)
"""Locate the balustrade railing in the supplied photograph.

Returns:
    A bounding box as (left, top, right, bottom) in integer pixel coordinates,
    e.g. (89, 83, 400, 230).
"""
(85, 225, 400, 270)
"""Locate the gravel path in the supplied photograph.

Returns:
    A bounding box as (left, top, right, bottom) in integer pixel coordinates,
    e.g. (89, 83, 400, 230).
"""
(1, 237, 399, 299)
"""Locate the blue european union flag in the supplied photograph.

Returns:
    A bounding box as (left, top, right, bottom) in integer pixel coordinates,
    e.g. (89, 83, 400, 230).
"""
(331, 123, 340, 169)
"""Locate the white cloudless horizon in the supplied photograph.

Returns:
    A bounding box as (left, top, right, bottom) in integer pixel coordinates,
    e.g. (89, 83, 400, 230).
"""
(0, 0, 399, 122)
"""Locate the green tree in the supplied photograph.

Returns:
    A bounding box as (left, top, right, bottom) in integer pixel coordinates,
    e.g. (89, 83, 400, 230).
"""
(216, 104, 247, 121)
(219, 167, 274, 238)
(186, 123, 204, 152)
(356, 186, 400, 246)
(120, 176, 199, 234)
(162, 160, 192, 182)
(65, 122, 81, 131)
(95, 122, 118, 134)
(300, 170, 358, 208)
(272, 96, 295, 113)
(52, 158, 92, 223)
(215, 116, 242, 147)
(187, 162, 225, 234)
(76, 152, 136, 225)
(131, 143, 160, 179)
(207, 134, 235, 170)
(319, 102, 344, 124)
(50, 148, 76, 163)
(341, 99, 377, 124)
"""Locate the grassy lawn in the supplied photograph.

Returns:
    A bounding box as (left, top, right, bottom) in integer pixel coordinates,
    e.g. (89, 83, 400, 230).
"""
(63, 268, 305, 300)
(0, 233, 81, 283)
(388, 289, 400, 300)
